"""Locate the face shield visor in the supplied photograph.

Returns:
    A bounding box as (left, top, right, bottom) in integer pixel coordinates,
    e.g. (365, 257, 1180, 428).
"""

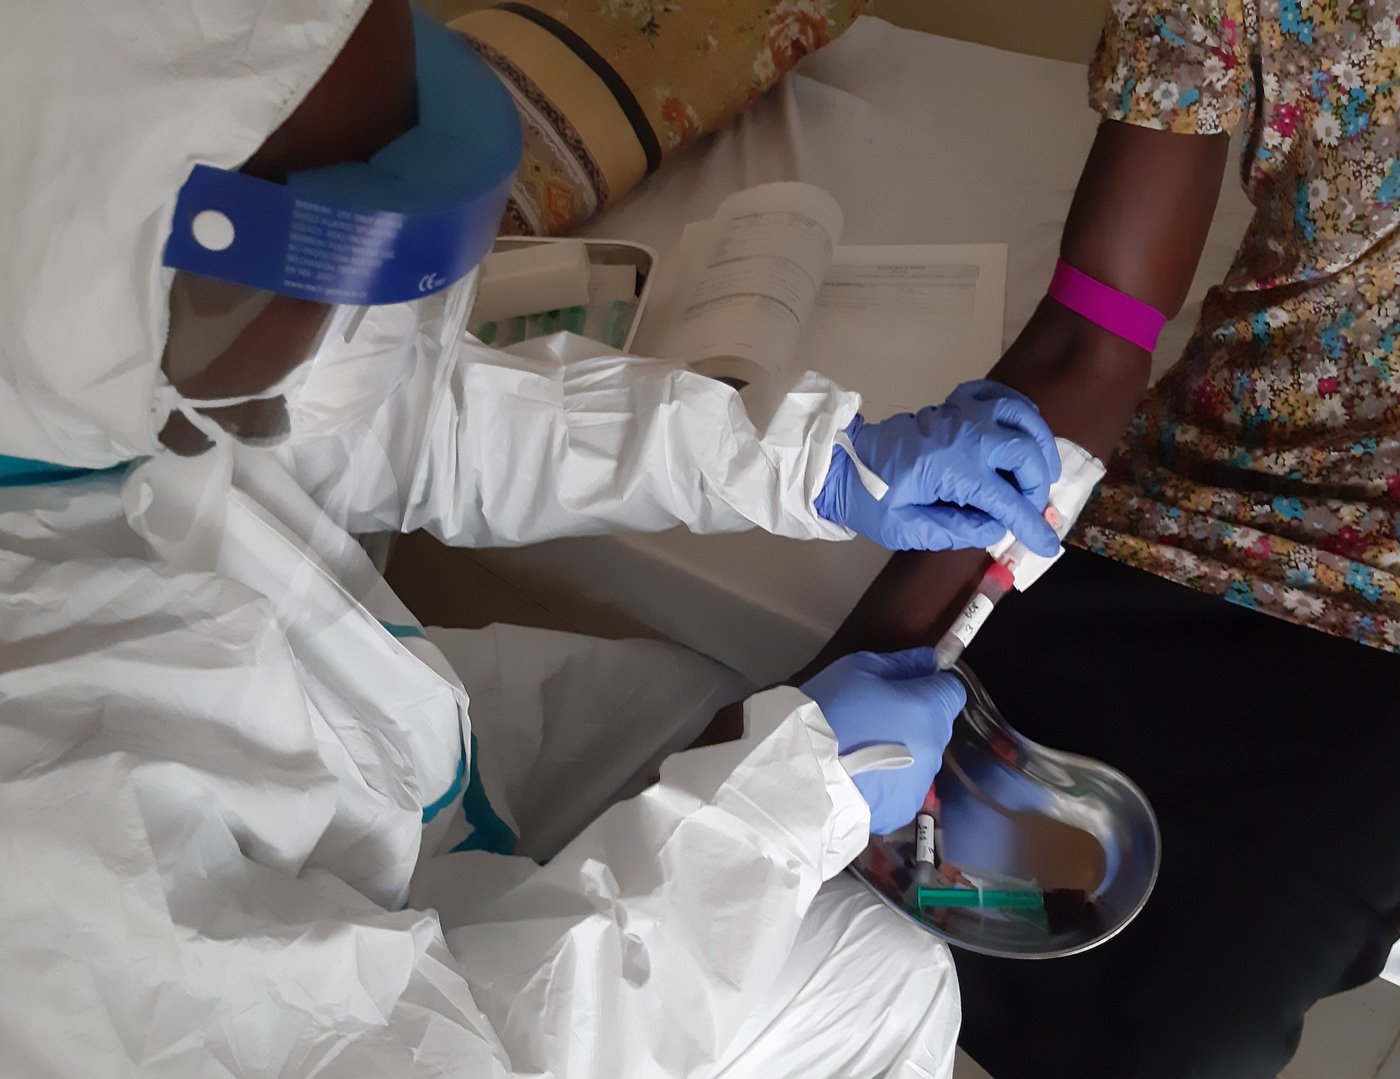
(156, 8, 521, 453)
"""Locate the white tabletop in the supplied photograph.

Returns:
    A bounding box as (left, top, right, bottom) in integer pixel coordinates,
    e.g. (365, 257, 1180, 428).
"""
(475, 18, 1255, 685)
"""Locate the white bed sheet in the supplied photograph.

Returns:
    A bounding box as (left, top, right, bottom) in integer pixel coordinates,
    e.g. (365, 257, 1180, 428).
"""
(474, 18, 1256, 685)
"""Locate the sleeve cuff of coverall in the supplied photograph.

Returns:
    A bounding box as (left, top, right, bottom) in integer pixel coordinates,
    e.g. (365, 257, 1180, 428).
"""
(743, 685, 871, 878)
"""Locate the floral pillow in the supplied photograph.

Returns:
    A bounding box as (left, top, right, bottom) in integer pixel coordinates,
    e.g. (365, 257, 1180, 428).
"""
(451, 0, 869, 235)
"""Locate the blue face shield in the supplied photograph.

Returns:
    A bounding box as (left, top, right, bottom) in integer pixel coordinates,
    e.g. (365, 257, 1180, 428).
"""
(156, 8, 521, 448)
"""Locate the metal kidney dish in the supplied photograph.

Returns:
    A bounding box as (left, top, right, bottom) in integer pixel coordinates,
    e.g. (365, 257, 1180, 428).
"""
(849, 664, 1161, 960)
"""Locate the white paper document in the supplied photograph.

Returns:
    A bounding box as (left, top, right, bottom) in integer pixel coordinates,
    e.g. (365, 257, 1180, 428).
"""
(806, 244, 1007, 419)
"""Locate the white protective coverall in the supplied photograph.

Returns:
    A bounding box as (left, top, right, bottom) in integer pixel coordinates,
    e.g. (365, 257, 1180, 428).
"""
(0, 1, 960, 1076)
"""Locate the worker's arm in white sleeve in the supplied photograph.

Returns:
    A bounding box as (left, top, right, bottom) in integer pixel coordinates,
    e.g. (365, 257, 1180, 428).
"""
(0, 489, 863, 1079)
(0, 546, 507, 1077)
(290, 334, 861, 546)
(416, 684, 870, 1078)
(4, 630, 865, 1077)
(1, 768, 514, 1078)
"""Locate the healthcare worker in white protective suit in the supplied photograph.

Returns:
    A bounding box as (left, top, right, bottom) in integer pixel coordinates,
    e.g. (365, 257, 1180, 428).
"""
(0, 2, 1064, 1076)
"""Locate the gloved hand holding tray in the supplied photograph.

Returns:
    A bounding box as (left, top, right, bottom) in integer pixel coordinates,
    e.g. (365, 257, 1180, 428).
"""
(849, 664, 1161, 960)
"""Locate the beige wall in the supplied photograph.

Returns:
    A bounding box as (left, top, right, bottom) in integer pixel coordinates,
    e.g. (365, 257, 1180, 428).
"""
(878, 0, 1104, 63)
(424, 1, 1107, 63)
(418, 0, 482, 24)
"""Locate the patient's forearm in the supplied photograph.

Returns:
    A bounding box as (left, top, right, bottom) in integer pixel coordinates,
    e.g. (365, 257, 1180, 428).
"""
(794, 122, 1230, 680)
(793, 549, 986, 683)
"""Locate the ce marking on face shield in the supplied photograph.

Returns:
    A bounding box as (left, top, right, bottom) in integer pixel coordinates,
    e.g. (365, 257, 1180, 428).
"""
(418, 272, 447, 293)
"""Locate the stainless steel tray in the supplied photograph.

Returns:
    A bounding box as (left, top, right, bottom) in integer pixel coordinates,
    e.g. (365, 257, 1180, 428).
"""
(849, 664, 1160, 959)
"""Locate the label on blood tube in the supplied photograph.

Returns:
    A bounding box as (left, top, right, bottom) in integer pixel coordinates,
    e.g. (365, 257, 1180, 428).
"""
(915, 814, 936, 865)
(948, 594, 995, 648)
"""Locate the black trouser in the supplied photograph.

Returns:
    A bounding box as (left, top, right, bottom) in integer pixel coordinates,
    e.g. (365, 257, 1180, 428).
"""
(957, 547, 1400, 1079)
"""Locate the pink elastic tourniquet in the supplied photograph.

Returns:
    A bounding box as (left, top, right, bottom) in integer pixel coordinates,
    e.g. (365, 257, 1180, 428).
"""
(1047, 260, 1168, 353)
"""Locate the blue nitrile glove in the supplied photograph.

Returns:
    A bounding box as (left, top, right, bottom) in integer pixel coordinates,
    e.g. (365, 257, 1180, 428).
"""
(801, 647, 967, 836)
(815, 379, 1062, 556)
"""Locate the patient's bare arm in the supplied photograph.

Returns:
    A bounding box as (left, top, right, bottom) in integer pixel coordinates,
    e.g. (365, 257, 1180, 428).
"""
(793, 120, 1230, 683)
(694, 122, 1230, 741)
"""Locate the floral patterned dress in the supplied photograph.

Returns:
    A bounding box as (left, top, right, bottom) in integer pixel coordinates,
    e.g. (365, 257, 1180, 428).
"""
(1075, 0, 1400, 653)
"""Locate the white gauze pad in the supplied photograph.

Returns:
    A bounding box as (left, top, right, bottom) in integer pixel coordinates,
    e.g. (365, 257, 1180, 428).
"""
(987, 436, 1106, 591)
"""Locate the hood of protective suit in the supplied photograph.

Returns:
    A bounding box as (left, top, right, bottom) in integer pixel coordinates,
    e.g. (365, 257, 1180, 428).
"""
(1, 0, 371, 467)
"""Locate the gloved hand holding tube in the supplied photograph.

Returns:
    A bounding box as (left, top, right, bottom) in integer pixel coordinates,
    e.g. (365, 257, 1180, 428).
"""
(801, 647, 966, 836)
(934, 435, 1108, 669)
(815, 379, 1063, 555)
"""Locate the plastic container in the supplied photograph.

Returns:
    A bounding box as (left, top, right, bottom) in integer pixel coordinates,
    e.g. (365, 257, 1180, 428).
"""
(467, 236, 658, 352)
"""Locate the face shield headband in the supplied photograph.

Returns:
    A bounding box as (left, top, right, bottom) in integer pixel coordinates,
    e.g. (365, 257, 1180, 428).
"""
(156, 8, 521, 448)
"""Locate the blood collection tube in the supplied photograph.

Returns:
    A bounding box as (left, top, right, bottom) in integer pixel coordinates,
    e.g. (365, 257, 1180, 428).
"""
(913, 785, 945, 886)
(933, 559, 1016, 671)
(933, 506, 1066, 671)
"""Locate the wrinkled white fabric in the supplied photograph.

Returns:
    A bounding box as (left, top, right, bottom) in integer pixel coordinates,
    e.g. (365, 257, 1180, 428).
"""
(282, 329, 860, 546)
(0, 468, 962, 1077)
(713, 874, 962, 1079)
(423, 623, 751, 861)
(0, 0, 959, 1072)
(0, 0, 369, 466)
